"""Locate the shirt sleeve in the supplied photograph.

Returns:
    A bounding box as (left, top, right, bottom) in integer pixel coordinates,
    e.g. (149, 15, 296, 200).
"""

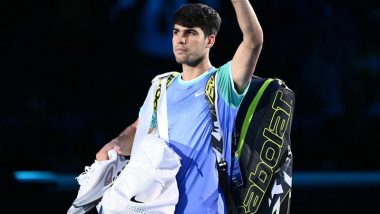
(216, 61, 250, 109)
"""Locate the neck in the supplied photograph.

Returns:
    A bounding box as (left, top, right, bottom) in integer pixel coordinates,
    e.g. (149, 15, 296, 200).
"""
(181, 60, 212, 81)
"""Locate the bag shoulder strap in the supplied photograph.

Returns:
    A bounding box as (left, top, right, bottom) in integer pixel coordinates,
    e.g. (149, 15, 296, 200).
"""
(236, 77, 275, 157)
(205, 72, 225, 165)
(204, 72, 231, 202)
(153, 72, 179, 115)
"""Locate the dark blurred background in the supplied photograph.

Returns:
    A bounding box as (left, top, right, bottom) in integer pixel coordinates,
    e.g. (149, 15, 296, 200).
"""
(1, 0, 379, 213)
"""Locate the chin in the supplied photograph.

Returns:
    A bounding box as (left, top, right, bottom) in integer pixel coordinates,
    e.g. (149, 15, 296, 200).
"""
(175, 58, 183, 64)
(175, 56, 202, 67)
(174, 57, 186, 64)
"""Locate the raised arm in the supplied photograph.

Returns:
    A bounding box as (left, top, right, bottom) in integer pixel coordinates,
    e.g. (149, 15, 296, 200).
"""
(230, 0, 263, 92)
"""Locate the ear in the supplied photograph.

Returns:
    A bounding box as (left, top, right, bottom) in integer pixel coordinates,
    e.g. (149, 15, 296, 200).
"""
(205, 34, 216, 48)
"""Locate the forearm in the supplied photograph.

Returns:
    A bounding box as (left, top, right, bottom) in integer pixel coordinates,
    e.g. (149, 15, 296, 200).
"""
(116, 119, 139, 155)
(118, 119, 138, 139)
(96, 119, 138, 160)
(231, 0, 263, 48)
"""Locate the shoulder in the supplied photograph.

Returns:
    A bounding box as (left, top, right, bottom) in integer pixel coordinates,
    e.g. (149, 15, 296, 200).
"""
(151, 71, 180, 83)
(214, 61, 232, 89)
(215, 61, 232, 77)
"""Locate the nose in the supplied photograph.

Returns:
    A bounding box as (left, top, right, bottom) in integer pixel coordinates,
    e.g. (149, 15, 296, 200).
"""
(180, 37, 186, 44)
(175, 32, 186, 45)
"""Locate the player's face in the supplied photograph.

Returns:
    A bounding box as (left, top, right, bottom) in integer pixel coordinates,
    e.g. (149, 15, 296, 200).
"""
(172, 24, 212, 66)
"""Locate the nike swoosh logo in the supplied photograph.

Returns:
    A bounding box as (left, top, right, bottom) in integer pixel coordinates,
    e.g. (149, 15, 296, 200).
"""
(195, 91, 205, 97)
(130, 196, 143, 203)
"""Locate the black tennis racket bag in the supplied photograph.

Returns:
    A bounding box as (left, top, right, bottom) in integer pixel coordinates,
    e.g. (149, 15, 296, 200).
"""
(229, 76, 295, 214)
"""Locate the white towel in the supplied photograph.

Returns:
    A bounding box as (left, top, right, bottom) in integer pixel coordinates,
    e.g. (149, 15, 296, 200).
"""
(99, 133, 181, 214)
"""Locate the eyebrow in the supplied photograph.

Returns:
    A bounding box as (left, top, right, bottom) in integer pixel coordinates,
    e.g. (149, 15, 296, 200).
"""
(173, 27, 199, 34)
(186, 29, 198, 33)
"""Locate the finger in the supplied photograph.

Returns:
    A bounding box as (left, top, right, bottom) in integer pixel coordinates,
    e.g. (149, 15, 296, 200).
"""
(113, 145, 122, 154)
(96, 142, 115, 160)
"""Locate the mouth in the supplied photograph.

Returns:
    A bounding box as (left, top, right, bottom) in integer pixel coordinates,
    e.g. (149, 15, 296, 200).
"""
(175, 48, 187, 54)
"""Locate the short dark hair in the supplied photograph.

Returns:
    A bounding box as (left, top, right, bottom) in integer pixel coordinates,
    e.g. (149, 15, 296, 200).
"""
(173, 3, 221, 37)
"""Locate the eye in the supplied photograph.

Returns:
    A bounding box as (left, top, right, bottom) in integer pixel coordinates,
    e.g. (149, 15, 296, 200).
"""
(173, 30, 179, 35)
